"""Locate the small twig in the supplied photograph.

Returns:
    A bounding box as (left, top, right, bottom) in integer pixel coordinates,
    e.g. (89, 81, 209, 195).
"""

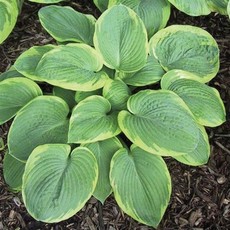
(215, 134, 230, 137)
(215, 141, 230, 155)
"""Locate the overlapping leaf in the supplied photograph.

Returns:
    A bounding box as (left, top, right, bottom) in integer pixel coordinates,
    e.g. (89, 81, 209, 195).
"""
(69, 96, 121, 143)
(149, 25, 219, 82)
(0, 77, 42, 124)
(14, 45, 56, 81)
(8, 96, 69, 162)
(161, 71, 226, 127)
(93, 0, 109, 12)
(94, 5, 148, 72)
(109, 0, 171, 38)
(34, 44, 108, 91)
(83, 137, 122, 203)
(118, 90, 200, 156)
(207, 0, 228, 15)
(22, 144, 98, 222)
(39, 6, 96, 45)
(110, 145, 171, 227)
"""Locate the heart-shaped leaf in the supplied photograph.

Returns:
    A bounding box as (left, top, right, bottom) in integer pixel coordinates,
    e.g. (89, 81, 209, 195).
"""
(35, 44, 108, 91)
(3, 152, 25, 190)
(69, 95, 121, 143)
(94, 5, 148, 72)
(117, 55, 165, 86)
(14, 45, 56, 81)
(8, 96, 69, 162)
(103, 78, 131, 111)
(0, 77, 42, 125)
(161, 71, 226, 127)
(109, 0, 171, 38)
(167, 0, 211, 16)
(173, 125, 210, 166)
(22, 144, 98, 223)
(83, 137, 123, 203)
(118, 90, 200, 156)
(39, 6, 96, 45)
(149, 25, 219, 82)
(110, 145, 171, 228)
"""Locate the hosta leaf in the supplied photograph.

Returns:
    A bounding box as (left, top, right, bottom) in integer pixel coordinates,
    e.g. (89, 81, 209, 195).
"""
(22, 144, 98, 223)
(167, 0, 211, 16)
(0, 0, 21, 44)
(14, 45, 56, 81)
(149, 25, 219, 82)
(39, 6, 96, 45)
(0, 77, 42, 125)
(228, 1, 230, 18)
(83, 137, 123, 203)
(3, 152, 25, 190)
(162, 72, 226, 127)
(173, 126, 210, 166)
(160, 69, 206, 87)
(0, 66, 24, 81)
(53, 87, 76, 110)
(117, 55, 165, 86)
(69, 96, 121, 143)
(93, 0, 109, 12)
(75, 89, 102, 103)
(29, 0, 64, 3)
(35, 44, 108, 91)
(118, 90, 200, 156)
(109, 0, 171, 38)
(8, 96, 69, 162)
(103, 78, 131, 111)
(207, 0, 228, 15)
(94, 5, 148, 72)
(110, 145, 171, 228)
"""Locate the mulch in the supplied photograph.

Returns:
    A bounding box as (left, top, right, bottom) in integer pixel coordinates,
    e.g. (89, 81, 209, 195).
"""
(0, 1, 230, 229)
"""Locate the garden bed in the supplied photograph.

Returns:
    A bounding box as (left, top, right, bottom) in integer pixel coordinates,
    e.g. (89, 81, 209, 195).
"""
(0, 1, 230, 229)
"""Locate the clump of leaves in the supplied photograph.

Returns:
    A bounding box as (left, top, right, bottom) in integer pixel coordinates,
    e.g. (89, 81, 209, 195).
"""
(0, 3, 226, 228)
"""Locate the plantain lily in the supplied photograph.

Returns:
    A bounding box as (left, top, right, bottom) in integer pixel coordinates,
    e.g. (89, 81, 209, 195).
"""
(0, 3, 226, 228)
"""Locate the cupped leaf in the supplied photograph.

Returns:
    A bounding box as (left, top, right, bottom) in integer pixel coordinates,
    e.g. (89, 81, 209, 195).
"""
(207, 0, 228, 15)
(14, 45, 56, 81)
(0, 77, 42, 125)
(94, 4, 148, 72)
(160, 69, 206, 88)
(118, 90, 200, 156)
(173, 126, 210, 166)
(8, 96, 69, 162)
(149, 25, 220, 82)
(0, 0, 21, 44)
(109, 0, 171, 38)
(82, 137, 123, 203)
(53, 87, 76, 110)
(117, 55, 165, 86)
(22, 144, 98, 223)
(3, 152, 25, 190)
(68, 96, 121, 143)
(167, 0, 211, 16)
(162, 73, 226, 127)
(35, 44, 108, 91)
(93, 0, 109, 12)
(39, 6, 96, 45)
(110, 145, 171, 228)
(103, 78, 131, 111)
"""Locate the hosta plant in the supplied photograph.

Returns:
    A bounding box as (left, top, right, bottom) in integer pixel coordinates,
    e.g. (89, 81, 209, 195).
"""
(0, 3, 226, 228)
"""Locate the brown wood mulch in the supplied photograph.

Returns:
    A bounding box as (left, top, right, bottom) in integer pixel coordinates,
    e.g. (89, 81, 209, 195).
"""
(0, 1, 230, 229)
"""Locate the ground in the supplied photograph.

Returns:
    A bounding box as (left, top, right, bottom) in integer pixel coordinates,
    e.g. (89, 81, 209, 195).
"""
(0, 1, 230, 229)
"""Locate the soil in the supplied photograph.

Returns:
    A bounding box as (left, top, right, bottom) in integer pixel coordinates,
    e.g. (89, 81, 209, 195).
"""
(0, 1, 230, 230)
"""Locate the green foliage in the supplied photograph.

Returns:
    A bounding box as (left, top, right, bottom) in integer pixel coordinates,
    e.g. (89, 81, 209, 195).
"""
(0, 3, 226, 229)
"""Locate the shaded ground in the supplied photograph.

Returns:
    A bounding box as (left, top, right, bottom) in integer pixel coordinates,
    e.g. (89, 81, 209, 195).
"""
(0, 1, 230, 229)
